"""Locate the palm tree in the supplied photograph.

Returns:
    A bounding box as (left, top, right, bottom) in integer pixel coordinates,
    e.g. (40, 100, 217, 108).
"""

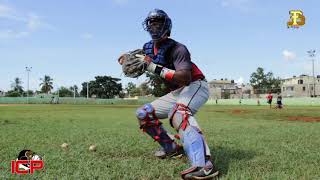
(11, 77, 24, 94)
(39, 75, 53, 94)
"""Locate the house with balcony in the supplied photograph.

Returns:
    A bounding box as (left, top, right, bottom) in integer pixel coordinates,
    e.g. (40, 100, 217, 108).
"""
(281, 74, 320, 97)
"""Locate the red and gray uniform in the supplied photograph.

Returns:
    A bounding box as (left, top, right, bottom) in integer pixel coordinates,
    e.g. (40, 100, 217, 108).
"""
(136, 40, 212, 167)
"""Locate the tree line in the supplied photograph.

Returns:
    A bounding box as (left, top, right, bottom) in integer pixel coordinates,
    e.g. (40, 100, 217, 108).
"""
(1, 67, 282, 98)
(1, 73, 167, 98)
(5, 75, 54, 97)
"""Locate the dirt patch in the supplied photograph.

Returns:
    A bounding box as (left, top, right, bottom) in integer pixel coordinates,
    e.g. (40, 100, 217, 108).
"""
(0, 104, 16, 106)
(287, 116, 320, 122)
(205, 110, 227, 113)
(231, 109, 249, 114)
(0, 104, 33, 106)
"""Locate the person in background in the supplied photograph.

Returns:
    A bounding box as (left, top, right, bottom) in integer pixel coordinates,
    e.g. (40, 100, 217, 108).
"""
(276, 92, 283, 109)
(266, 92, 273, 109)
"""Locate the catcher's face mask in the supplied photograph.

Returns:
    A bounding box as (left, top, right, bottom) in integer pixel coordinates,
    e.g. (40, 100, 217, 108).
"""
(149, 18, 165, 33)
(143, 9, 172, 41)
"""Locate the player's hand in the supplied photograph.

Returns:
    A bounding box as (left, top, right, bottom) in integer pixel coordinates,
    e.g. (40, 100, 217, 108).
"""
(118, 54, 125, 65)
(135, 54, 159, 73)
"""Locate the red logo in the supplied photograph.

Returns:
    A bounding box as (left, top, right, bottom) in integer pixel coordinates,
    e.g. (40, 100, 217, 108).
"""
(11, 149, 44, 174)
(11, 160, 44, 174)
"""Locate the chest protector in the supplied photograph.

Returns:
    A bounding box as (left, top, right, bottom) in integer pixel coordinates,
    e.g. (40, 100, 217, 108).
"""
(143, 39, 205, 82)
(143, 39, 176, 68)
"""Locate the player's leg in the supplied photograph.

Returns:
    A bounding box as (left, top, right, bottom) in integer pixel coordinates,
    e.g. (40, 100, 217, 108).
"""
(136, 93, 183, 158)
(269, 100, 272, 109)
(168, 80, 219, 179)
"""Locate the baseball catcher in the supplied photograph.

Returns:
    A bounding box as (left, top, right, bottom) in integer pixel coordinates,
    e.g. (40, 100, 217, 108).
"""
(118, 9, 219, 179)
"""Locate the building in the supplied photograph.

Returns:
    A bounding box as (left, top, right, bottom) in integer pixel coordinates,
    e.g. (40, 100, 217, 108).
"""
(239, 84, 254, 98)
(281, 75, 320, 97)
(208, 79, 242, 99)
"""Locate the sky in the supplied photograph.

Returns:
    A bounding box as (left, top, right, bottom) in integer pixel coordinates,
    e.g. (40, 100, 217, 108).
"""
(1, 0, 320, 92)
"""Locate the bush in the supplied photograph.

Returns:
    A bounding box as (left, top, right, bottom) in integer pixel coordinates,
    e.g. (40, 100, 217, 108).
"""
(5, 90, 21, 97)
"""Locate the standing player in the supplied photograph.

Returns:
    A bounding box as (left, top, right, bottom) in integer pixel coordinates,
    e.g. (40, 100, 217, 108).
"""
(266, 92, 273, 109)
(119, 9, 219, 179)
(276, 92, 283, 109)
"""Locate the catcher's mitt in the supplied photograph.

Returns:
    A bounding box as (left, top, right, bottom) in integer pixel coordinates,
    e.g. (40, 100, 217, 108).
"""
(118, 49, 147, 78)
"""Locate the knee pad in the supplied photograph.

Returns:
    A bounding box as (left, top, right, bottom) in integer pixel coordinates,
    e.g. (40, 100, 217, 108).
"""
(136, 103, 161, 129)
(136, 104, 175, 151)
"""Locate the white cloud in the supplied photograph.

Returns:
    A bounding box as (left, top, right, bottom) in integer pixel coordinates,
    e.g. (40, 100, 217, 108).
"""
(0, 3, 53, 39)
(26, 13, 42, 31)
(81, 33, 94, 40)
(282, 50, 296, 61)
(0, 4, 13, 17)
(235, 76, 244, 84)
(0, 30, 29, 39)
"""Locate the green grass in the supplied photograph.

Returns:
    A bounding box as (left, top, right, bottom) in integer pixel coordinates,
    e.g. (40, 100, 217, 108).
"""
(0, 104, 320, 179)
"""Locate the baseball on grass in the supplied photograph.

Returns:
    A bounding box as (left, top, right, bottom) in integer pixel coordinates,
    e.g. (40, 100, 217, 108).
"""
(89, 144, 97, 152)
(61, 143, 69, 149)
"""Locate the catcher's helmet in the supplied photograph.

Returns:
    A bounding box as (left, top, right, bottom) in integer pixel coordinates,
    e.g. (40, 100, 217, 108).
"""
(143, 9, 172, 41)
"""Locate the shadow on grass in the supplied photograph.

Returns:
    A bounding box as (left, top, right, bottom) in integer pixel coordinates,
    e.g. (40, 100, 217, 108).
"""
(0, 119, 16, 125)
(210, 146, 256, 176)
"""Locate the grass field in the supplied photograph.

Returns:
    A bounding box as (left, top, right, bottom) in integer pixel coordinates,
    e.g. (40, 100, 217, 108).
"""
(0, 104, 320, 179)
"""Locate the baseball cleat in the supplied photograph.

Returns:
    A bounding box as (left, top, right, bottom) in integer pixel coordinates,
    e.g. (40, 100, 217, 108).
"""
(181, 164, 219, 180)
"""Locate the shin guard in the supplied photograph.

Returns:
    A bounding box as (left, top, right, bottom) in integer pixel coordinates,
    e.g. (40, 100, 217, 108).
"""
(169, 103, 208, 167)
(179, 126, 206, 167)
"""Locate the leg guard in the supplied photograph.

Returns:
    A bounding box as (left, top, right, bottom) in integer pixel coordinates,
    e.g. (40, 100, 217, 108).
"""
(136, 103, 176, 153)
(180, 125, 206, 167)
(169, 103, 211, 167)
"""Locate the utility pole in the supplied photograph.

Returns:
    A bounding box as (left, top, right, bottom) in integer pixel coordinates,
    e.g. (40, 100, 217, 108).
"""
(307, 50, 316, 97)
(25, 67, 32, 104)
(73, 85, 76, 99)
(87, 82, 89, 99)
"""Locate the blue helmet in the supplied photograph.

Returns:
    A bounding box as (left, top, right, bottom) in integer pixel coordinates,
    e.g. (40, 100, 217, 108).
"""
(143, 9, 172, 41)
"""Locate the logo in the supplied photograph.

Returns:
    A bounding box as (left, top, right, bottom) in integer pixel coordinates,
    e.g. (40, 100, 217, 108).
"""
(203, 168, 212, 175)
(11, 149, 44, 174)
(287, 10, 305, 28)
